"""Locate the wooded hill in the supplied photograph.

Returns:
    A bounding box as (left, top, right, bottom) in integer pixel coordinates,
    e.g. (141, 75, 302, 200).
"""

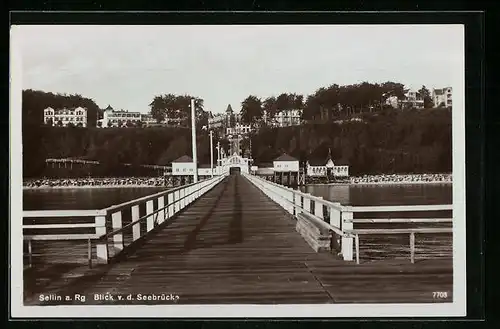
(22, 107, 451, 178)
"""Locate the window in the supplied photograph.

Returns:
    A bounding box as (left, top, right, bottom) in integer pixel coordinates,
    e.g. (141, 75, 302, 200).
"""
(183, 168, 186, 172)
(176, 168, 180, 172)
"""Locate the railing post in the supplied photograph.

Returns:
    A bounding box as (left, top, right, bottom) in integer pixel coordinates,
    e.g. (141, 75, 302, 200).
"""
(329, 205, 342, 252)
(131, 205, 141, 241)
(28, 239, 32, 267)
(146, 200, 154, 232)
(174, 190, 180, 213)
(287, 189, 294, 214)
(410, 232, 415, 263)
(303, 195, 311, 214)
(179, 188, 185, 209)
(168, 193, 174, 218)
(111, 211, 124, 251)
(294, 193, 301, 216)
(314, 197, 324, 220)
(355, 234, 360, 264)
(341, 209, 354, 261)
(95, 215, 108, 264)
(158, 196, 165, 224)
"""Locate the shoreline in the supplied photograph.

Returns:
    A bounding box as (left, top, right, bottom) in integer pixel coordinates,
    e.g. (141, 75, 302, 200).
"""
(315, 180, 452, 186)
(23, 184, 167, 190)
(23, 180, 452, 190)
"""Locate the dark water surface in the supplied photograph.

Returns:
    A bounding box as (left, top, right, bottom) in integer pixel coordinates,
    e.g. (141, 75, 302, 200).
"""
(300, 183, 452, 206)
(23, 187, 166, 210)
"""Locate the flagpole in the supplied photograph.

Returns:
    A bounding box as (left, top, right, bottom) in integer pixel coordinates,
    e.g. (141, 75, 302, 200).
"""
(191, 98, 198, 183)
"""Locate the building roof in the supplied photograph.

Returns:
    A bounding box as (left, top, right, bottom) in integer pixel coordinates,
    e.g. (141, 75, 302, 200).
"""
(172, 155, 193, 163)
(105, 105, 113, 110)
(274, 153, 298, 162)
(226, 104, 233, 113)
(254, 162, 274, 168)
(434, 89, 444, 95)
(308, 159, 326, 166)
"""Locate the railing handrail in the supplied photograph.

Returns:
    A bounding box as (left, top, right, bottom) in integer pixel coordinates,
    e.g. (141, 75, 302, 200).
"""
(349, 227, 452, 235)
(347, 204, 453, 212)
(349, 218, 452, 223)
(243, 173, 345, 235)
(244, 173, 452, 213)
(102, 175, 222, 213)
(22, 209, 107, 218)
(100, 175, 226, 240)
(243, 173, 346, 211)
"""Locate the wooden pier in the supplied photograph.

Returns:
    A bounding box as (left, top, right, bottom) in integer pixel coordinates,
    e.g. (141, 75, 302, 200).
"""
(23, 174, 453, 305)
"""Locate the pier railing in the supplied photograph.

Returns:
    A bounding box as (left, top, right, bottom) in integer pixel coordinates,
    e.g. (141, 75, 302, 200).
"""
(243, 173, 452, 264)
(22, 174, 227, 268)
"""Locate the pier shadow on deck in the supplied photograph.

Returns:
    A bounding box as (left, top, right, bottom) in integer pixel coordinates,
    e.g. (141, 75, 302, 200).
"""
(24, 174, 453, 305)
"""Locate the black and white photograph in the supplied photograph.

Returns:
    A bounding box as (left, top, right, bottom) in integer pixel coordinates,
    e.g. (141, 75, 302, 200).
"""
(10, 22, 466, 318)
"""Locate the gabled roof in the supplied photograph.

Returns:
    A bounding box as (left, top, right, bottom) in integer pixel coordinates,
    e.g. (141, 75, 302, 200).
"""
(105, 105, 113, 110)
(255, 162, 273, 168)
(274, 153, 298, 162)
(226, 104, 233, 113)
(307, 159, 326, 166)
(172, 155, 193, 163)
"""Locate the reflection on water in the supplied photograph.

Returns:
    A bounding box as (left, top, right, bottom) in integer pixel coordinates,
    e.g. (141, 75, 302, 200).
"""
(299, 183, 452, 206)
(23, 187, 166, 210)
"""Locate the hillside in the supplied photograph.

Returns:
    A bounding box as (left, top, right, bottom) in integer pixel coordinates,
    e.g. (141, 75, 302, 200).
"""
(22, 107, 451, 178)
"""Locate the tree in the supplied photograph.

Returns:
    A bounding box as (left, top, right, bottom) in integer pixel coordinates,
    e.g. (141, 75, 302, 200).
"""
(56, 120, 63, 127)
(97, 121, 102, 128)
(240, 95, 263, 125)
(262, 96, 278, 123)
(126, 120, 134, 128)
(77, 122, 83, 128)
(67, 122, 75, 128)
(107, 121, 113, 128)
(417, 85, 434, 108)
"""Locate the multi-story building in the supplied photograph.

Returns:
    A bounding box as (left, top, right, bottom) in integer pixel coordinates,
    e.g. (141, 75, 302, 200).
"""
(264, 109, 302, 127)
(43, 106, 88, 127)
(226, 123, 252, 137)
(432, 87, 453, 108)
(208, 113, 226, 130)
(99, 105, 142, 127)
(401, 90, 424, 109)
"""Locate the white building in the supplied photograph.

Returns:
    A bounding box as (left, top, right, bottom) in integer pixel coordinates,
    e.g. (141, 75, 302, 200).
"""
(43, 106, 88, 127)
(264, 109, 302, 127)
(385, 95, 399, 109)
(226, 123, 252, 136)
(208, 113, 226, 130)
(401, 90, 424, 109)
(307, 150, 349, 177)
(273, 153, 300, 172)
(171, 155, 196, 176)
(432, 87, 453, 108)
(99, 105, 142, 127)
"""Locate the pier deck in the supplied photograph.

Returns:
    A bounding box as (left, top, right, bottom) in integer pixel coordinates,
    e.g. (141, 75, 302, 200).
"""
(24, 174, 453, 305)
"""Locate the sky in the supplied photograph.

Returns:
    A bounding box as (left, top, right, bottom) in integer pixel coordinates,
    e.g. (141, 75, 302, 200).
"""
(15, 24, 463, 114)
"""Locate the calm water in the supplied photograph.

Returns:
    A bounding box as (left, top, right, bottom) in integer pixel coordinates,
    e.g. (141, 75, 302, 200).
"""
(23, 183, 452, 210)
(300, 183, 452, 206)
(23, 187, 166, 210)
